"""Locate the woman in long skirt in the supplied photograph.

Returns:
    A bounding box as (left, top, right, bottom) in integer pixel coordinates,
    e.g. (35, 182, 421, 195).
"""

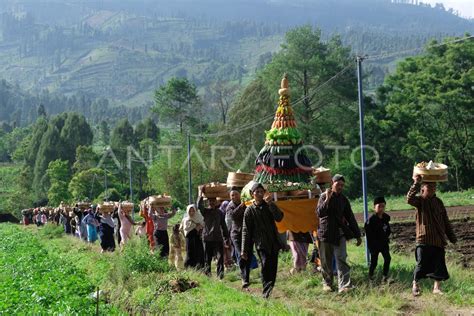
(83, 209, 99, 243)
(180, 204, 205, 269)
(140, 201, 156, 250)
(98, 212, 116, 252)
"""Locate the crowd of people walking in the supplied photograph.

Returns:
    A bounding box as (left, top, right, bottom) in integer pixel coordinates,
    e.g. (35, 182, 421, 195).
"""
(21, 173, 457, 298)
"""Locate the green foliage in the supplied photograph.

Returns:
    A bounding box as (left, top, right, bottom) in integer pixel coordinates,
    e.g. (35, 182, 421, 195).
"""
(4, 222, 473, 315)
(99, 120, 110, 145)
(135, 118, 160, 144)
(72, 145, 98, 173)
(0, 224, 119, 314)
(33, 124, 62, 196)
(153, 77, 202, 134)
(0, 126, 32, 163)
(68, 168, 115, 201)
(38, 223, 65, 239)
(261, 25, 357, 143)
(147, 134, 225, 206)
(46, 159, 72, 206)
(96, 188, 122, 203)
(59, 113, 94, 164)
(117, 237, 171, 274)
(369, 35, 474, 193)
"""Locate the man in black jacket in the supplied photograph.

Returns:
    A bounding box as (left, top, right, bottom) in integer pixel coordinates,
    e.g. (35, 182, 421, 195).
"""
(365, 197, 391, 281)
(226, 188, 252, 289)
(241, 183, 284, 298)
(197, 186, 230, 279)
(316, 174, 362, 293)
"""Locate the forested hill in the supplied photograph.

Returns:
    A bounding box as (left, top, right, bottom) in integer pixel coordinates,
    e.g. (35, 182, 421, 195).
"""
(0, 0, 473, 125)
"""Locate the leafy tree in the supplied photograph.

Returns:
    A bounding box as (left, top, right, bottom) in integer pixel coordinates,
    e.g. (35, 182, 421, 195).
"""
(373, 35, 474, 190)
(46, 159, 71, 206)
(33, 125, 62, 197)
(261, 25, 357, 143)
(99, 120, 110, 145)
(72, 145, 98, 173)
(68, 168, 116, 201)
(60, 113, 93, 164)
(153, 78, 202, 134)
(26, 117, 48, 167)
(135, 118, 160, 143)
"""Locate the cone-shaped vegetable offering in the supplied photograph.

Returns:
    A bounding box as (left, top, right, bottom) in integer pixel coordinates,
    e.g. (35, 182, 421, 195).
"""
(254, 74, 313, 189)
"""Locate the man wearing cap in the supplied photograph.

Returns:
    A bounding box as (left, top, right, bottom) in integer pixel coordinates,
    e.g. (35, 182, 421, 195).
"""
(241, 182, 284, 298)
(197, 185, 230, 279)
(407, 174, 457, 296)
(316, 174, 362, 293)
(365, 197, 391, 281)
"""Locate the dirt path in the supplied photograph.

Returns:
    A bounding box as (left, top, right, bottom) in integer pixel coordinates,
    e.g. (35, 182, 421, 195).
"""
(355, 204, 474, 222)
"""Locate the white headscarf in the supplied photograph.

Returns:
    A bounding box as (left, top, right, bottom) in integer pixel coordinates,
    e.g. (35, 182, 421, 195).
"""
(180, 204, 204, 236)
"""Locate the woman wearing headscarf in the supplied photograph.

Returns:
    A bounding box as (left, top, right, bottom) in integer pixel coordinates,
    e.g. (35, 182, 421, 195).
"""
(74, 206, 87, 241)
(180, 204, 205, 269)
(97, 209, 116, 252)
(150, 205, 176, 257)
(118, 204, 136, 246)
(82, 208, 99, 243)
(140, 200, 155, 250)
(59, 209, 72, 234)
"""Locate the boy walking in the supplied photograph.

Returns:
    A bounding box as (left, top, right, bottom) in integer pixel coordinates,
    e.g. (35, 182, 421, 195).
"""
(365, 197, 391, 281)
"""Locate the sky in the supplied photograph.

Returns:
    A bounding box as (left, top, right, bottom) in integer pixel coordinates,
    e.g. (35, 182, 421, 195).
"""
(422, 0, 473, 18)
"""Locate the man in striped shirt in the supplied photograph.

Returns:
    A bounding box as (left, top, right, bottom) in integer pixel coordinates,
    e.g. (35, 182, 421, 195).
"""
(407, 174, 457, 296)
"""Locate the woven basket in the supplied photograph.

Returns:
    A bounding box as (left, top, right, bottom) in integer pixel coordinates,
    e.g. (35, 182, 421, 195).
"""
(99, 202, 115, 214)
(227, 171, 255, 188)
(77, 202, 90, 210)
(149, 195, 172, 208)
(121, 201, 134, 213)
(313, 167, 332, 184)
(203, 182, 228, 199)
(413, 161, 448, 182)
(419, 173, 448, 182)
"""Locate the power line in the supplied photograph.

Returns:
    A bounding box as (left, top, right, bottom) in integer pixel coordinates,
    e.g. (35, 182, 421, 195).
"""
(365, 35, 473, 61)
(143, 36, 473, 140)
(189, 63, 355, 139)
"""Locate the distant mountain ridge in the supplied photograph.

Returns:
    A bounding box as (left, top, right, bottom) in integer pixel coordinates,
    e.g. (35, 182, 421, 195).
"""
(0, 0, 472, 124)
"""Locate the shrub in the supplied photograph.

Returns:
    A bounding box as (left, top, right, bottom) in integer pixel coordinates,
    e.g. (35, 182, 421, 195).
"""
(38, 223, 64, 239)
(118, 237, 172, 274)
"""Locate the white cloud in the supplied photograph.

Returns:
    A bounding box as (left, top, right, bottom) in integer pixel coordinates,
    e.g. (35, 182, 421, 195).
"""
(422, 0, 474, 18)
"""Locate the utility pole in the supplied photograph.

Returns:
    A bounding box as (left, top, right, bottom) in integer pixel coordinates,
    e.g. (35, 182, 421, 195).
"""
(187, 133, 193, 205)
(104, 166, 108, 202)
(357, 56, 370, 266)
(129, 159, 134, 220)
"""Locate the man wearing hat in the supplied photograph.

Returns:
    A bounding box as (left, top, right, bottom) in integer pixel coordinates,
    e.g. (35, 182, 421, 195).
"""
(316, 174, 362, 293)
(365, 196, 391, 281)
(241, 182, 284, 298)
(408, 174, 457, 296)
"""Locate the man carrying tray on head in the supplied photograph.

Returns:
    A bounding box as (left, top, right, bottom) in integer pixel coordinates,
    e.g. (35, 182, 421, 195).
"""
(408, 174, 457, 296)
(197, 185, 230, 280)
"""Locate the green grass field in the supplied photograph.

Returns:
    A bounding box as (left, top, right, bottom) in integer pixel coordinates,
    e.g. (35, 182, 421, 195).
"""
(350, 188, 474, 213)
(1, 223, 472, 315)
